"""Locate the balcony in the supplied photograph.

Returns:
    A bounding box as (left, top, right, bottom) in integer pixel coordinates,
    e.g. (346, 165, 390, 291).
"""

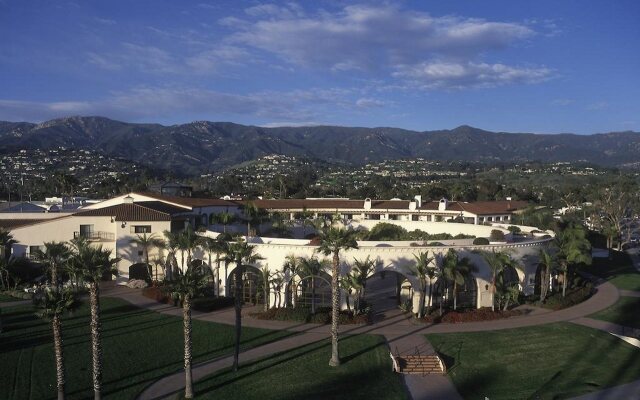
(73, 231, 115, 241)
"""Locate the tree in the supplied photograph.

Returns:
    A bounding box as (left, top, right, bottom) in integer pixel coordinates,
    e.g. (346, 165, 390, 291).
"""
(269, 270, 285, 308)
(162, 230, 181, 281)
(168, 261, 207, 399)
(339, 273, 356, 314)
(316, 225, 359, 367)
(260, 265, 271, 311)
(34, 287, 79, 400)
(350, 256, 377, 305)
(298, 256, 330, 314)
(295, 207, 315, 237)
(198, 237, 228, 296)
(225, 239, 263, 371)
(537, 248, 555, 302)
(0, 228, 17, 261)
(129, 233, 164, 278)
(177, 226, 199, 269)
(243, 201, 265, 238)
(34, 242, 71, 290)
(283, 254, 302, 307)
(409, 251, 435, 317)
(479, 250, 517, 311)
(69, 237, 119, 400)
(212, 212, 235, 233)
(442, 249, 476, 311)
(555, 221, 592, 297)
(594, 185, 634, 251)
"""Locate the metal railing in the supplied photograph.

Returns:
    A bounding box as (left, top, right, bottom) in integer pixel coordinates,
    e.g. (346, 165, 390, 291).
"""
(73, 231, 115, 241)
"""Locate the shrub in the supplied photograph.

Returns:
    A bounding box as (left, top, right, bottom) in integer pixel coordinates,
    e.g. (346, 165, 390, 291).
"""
(129, 263, 151, 282)
(428, 242, 444, 246)
(126, 279, 148, 289)
(507, 225, 522, 234)
(142, 286, 170, 304)
(473, 237, 490, 245)
(490, 229, 506, 241)
(418, 308, 524, 324)
(192, 296, 235, 312)
(542, 286, 593, 310)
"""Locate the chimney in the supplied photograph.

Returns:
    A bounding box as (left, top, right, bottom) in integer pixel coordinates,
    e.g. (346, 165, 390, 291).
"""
(438, 198, 448, 212)
(123, 195, 134, 204)
(414, 195, 422, 208)
(364, 198, 372, 210)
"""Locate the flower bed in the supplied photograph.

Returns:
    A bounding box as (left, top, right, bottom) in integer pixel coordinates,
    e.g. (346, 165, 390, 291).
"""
(418, 307, 524, 324)
(141, 286, 234, 312)
(249, 306, 371, 325)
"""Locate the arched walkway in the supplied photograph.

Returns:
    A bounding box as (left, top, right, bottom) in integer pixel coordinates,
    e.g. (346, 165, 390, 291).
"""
(227, 265, 264, 305)
(293, 272, 331, 312)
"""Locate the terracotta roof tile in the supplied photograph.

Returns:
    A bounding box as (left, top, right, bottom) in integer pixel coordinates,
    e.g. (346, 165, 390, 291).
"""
(0, 218, 62, 229)
(73, 203, 171, 221)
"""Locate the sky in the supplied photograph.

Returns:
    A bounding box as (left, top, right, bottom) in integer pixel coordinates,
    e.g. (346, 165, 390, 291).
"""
(0, 0, 639, 134)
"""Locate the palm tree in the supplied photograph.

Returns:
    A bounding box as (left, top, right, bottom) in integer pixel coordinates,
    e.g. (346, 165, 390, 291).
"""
(34, 242, 71, 290)
(163, 230, 181, 281)
(225, 239, 263, 371)
(34, 287, 79, 400)
(129, 233, 164, 278)
(442, 249, 476, 311)
(168, 261, 207, 399)
(69, 237, 119, 400)
(555, 221, 592, 297)
(409, 251, 435, 317)
(298, 256, 329, 314)
(351, 255, 377, 305)
(270, 270, 285, 308)
(198, 237, 228, 296)
(243, 201, 264, 238)
(0, 228, 17, 261)
(538, 248, 555, 302)
(316, 225, 359, 367)
(0, 257, 16, 290)
(283, 254, 301, 307)
(260, 265, 271, 311)
(178, 226, 199, 269)
(213, 212, 235, 233)
(339, 274, 356, 314)
(479, 250, 516, 311)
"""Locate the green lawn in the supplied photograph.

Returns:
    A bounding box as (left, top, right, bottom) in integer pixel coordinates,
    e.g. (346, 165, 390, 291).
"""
(582, 251, 640, 290)
(0, 292, 26, 302)
(591, 296, 640, 330)
(0, 297, 292, 400)
(428, 323, 640, 400)
(191, 334, 408, 400)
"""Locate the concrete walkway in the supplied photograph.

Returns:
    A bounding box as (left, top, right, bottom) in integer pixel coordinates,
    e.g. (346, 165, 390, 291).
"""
(99, 275, 630, 400)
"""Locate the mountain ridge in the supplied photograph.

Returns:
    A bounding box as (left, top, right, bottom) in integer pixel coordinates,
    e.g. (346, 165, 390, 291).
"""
(1, 116, 638, 175)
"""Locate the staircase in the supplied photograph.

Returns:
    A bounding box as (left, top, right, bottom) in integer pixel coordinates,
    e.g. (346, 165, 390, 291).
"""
(390, 352, 446, 375)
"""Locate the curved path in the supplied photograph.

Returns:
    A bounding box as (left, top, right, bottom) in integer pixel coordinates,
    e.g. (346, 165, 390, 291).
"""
(101, 275, 628, 400)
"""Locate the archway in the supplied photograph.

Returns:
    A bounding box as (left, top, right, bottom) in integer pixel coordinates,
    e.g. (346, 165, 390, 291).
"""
(293, 272, 331, 313)
(227, 265, 264, 305)
(432, 274, 479, 310)
(363, 270, 412, 314)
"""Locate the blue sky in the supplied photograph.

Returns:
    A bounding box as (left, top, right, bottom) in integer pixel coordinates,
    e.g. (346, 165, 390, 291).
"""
(1, 0, 638, 133)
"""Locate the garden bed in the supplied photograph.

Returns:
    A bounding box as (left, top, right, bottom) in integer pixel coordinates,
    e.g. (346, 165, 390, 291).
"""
(141, 286, 234, 313)
(417, 307, 524, 324)
(249, 306, 372, 325)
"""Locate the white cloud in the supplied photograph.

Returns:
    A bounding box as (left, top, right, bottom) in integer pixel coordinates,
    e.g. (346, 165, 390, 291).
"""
(355, 98, 386, 108)
(393, 61, 552, 89)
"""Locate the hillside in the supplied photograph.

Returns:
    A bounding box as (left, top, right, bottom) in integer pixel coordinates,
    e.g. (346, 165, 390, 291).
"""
(1, 116, 638, 175)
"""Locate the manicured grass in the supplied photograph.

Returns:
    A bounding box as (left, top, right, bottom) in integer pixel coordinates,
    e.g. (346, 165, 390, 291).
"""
(591, 296, 640, 329)
(0, 292, 23, 302)
(0, 297, 292, 400)
(582, 251, 640, 290)
(428, 323, 640, 400)
(191, 334, 408, 400)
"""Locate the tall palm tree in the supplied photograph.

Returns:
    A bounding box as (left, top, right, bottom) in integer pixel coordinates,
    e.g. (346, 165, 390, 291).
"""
(225, 239, 263, 371)
(178, 226, 199, 269)
(168, 261, 207, 399)
(555, 221, 592, 297)
(538, 248, 555, 302)
(298, 256, 329, 314)
(243, 201, 264, 238)
(129, 233, 164, 278)
(260, 265, 271, 311)
(316, 225, 359, 367)
(34, 242, 70, 290)
(442, 249, 476, 311)
(198, 237, 228, 296)
(351, 255, 377, 303)
(34, 287, 79, 400)
(213, 211, 235, 233)
(270, 270, 285, 308)
(69, 237, 119, 400)
(409, 251, 435, 317)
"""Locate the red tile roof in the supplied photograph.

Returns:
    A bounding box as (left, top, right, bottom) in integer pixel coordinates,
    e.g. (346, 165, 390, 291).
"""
(73, 203, 172, 221)
(0, 218, 64, 230)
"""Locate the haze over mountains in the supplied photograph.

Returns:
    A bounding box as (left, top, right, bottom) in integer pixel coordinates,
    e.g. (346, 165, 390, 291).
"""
(1, 116, 638, 175)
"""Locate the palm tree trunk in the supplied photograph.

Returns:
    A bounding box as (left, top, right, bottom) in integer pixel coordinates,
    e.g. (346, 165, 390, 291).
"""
(418, 286, 425, 318)
(562, 271, 567, 297)
(345, 290, 351, 314)
(233, 263, 242, 371)
(428, 279, 433, 310)
(89, 283, 102, 400)
(311, 276, 316, 314)
(329, 252, 341, 367)
(453, 282, 458, 311)
(183, 295, 194, 399)
(491, 275, 496, 312)
(52, 313, 65, 400)
(51, 262, 58, 290)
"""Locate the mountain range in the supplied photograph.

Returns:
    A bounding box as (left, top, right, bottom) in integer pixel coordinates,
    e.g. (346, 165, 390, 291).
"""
(1, 116, 639, 175)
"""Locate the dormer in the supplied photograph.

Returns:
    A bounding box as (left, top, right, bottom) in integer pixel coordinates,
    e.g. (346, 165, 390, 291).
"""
(438, 198, 448, 212)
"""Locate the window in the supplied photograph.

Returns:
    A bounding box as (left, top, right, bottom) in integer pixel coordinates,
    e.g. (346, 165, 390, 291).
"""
(29, 245, 43, 256)
(80, 224, 94, 235)
(132, 225, 152, 234)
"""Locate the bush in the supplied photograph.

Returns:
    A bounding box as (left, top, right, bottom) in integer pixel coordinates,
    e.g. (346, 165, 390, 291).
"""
(192, 296, 235, 312)
(541, 285, 593, 310)
(490, 229, 505, 241)
(142, 286, 170, 304)
(507, 225, 522, 234)
(126, 279, 148, 289)
(249, 305, 371, 325)
(1, 289, 32, 300)
(473, 237, 490, 245)
(428, 242, 444, 246)
(129, 263, 151, 282)
(416, 307, 523, 324)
